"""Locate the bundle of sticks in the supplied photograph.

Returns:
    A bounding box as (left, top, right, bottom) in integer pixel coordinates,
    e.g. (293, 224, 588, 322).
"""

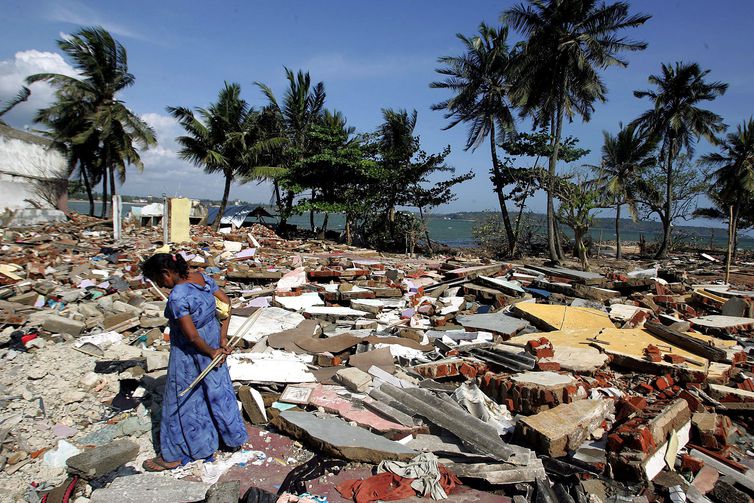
(179, 308, 263, 397)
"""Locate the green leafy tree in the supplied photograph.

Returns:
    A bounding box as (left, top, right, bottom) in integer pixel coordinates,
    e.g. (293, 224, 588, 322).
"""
(289, 110, 368, 237)
(499, 129, 589, 255)
(634, 153, 709, 252)
(631, 62, 728, 257)
(590, 123, 656, 258)
(503, 0, 650, 261)
(360, 109, 472, 252)
(698, 118, 754, 263)
(554, 172, 606, 270)
(431, 23, 517, 254)
(28, 27, 156, 218)
(168, 82, 261, 230)
(256, 69, 326, 232)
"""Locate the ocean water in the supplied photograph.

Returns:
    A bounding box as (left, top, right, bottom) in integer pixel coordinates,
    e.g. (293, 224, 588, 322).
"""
(68, 201, 746, 249)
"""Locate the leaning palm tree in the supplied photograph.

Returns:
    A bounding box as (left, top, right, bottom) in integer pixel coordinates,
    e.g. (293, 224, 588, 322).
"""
(503, 0, 650, 262)
(0, 86, 31, 125)
(431, 23, 518, 254)
(27, 27, 156, 218)
(255, 68, 326, 232)
(631, 62, 728, 257)
(168, 82, 260, 230)
(700, 118, 754, 267)
(592, 123, 656, 259)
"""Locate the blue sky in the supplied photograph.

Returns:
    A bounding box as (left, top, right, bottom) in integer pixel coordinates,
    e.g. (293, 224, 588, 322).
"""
(1, 0, 753, 223)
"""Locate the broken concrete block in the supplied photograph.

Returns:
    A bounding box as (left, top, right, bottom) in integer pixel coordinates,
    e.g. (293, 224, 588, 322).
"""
(89, 473, 209, 503)
(139, 316, 168, 328)
(146, 352, 169, 372)
(456, 311, 530, 338)
(66, 439, 139, 478)
(272, 410, 415, 464)
(205, 480, 240, 503)
(516, 399, 614, 457)
(335, 368, 372, 393)
(43, 315, 85, 336)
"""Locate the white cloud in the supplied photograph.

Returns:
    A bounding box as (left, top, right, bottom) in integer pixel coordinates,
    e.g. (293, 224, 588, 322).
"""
(48, 2, 148, 41)
(301, 53, 434, 81)
(0, 50, 78, 127)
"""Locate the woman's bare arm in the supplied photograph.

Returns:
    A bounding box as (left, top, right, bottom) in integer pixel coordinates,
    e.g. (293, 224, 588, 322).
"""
(176, 314, 226, 360)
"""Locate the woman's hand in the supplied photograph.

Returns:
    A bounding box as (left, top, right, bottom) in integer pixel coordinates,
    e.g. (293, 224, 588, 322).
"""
(210, 346, 232, 364)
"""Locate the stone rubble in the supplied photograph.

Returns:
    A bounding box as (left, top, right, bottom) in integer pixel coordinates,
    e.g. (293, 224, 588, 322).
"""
(0, 214, 752, 502)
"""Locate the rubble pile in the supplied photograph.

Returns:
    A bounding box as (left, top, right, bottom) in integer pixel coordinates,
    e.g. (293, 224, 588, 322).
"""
(0, 215, 753, 503)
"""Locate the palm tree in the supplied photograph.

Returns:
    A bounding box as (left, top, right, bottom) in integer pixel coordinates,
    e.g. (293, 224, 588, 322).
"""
(378, 108, 419, 233)
(431, 23, 518, 254)
(33, 90, 102, 216)
(0, 87, 31, 125)
(168, 82, 260, 230)
(631, 62, 727, 257)
(700, 118, 754, 266)
(503, 0, 650, 262)
(27, 27, 156, 218)
(592, 123, 656, 259)
(256, 68, 326, 232)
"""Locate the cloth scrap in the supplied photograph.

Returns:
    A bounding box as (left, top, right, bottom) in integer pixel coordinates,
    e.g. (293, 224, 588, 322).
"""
(336, 453, 461, 503)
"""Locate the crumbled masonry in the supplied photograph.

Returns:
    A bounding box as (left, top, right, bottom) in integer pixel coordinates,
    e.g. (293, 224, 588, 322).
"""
(0, 213, 753, 502)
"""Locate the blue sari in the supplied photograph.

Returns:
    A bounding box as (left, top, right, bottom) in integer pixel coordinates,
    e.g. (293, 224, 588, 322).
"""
(160, 273, 248, 463)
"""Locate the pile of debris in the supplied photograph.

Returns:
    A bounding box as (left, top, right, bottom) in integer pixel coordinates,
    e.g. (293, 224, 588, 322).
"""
(0, 215, 753, 503)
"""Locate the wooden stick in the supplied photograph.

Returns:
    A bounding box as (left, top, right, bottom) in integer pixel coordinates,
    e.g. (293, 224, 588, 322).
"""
(147, 279, 169, 301)
(179, 309, 263, 397)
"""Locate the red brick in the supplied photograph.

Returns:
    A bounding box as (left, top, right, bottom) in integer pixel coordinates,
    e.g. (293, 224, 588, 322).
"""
(654, 377, 670, 391)
(664, 354, 686, 364)
(680, 454, 704, 473)
(536, 361, 561, 371)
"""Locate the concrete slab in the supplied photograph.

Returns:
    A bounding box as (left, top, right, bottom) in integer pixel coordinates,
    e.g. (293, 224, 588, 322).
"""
(273, 292, 324, 311)
(89, 473, 210, 503)
(272, 410, 416, 463)
(510, 371, 576, 388)
(689, 315, 754, 332)
(304, 306, 372, 320)
(456, 312, 530, 337)
(511, 303, 614, 331)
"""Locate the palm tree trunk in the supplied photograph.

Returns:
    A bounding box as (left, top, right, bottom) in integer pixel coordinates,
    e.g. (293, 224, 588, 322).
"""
(109, 165, 117, 197)
(615, 203, 622, 259)
(309, 190, 316, 232)
(732, 209, 740, 261)
(279, 190, 295, 234)
(322, 212, 329, 234)
(100, 173, 108, 219)
(81, 165, 94, 217)
(489, 121, 516, 255)
(656, 141, 674, 258)
(345, 217, 352, 245)
(215, 170, 233, 231)
(725, 205, 734, 284)
(547, 103, 565, 262)
(418, 206, 433, 256)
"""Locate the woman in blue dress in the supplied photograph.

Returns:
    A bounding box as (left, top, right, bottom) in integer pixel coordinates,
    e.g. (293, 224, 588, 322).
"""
(140, 253, 248, 471)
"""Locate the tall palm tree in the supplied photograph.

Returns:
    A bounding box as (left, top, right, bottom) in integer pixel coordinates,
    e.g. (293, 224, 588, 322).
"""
(27, 27, 156, 218)
(593, 123, 656, 259)
(256, 68, 326, 232)
(378, 108, 419, 231)
(431, 23, 518, 254)
(632, 62, 728, 257)
(700, 118, 754, 264)
(33, 90, 102, 216)
(503, 0, 650, 262)
(168, 82, 260, 230)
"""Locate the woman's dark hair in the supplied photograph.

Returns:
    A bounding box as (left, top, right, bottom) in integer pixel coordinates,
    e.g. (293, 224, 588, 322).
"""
(141, 253, 189, 281)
